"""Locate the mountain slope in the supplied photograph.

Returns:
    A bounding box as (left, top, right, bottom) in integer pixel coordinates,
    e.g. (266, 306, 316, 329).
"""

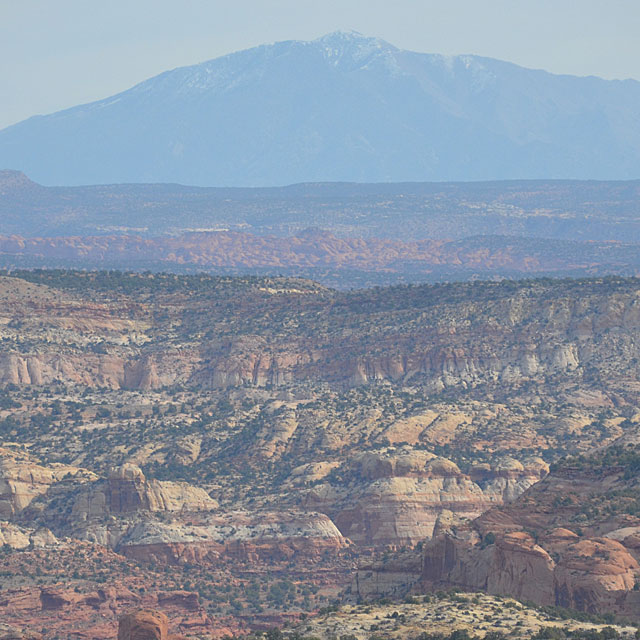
(2, 32, 640, 186)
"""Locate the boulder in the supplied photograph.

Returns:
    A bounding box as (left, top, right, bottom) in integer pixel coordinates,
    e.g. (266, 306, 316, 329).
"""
(118, 610, 168, 640)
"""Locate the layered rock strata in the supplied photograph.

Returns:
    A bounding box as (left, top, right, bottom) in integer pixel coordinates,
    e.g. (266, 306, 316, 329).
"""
(353, 441, 640, 619)
(116, 511, 348, 565)
(0, 275, 638, 391)
(406, 447, 640, 617)
(305, 449, 548, 547)
(0, 447, 80, 517)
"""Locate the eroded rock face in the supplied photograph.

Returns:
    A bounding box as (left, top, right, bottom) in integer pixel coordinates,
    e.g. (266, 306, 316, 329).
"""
(305, 449, 548, 547)
(353, 549, 423, 600)
(420, 523, 640, 615)
(353, 440, 640, 619)
(40, 587, 84, 611)
(554, 537, 639, 610)
(0, 449, 349, 575)
(116, 511, 348, 565)
(416, 446, 640, 619)
(156, 591, 199, 611)
(7, 453, 350, 566)
(118, 610, 168, 640)
(0, 522, 58, 550)
(0, 447, 81, 517)
(0, 276, 638, 391)
(71, 464, 218, 519)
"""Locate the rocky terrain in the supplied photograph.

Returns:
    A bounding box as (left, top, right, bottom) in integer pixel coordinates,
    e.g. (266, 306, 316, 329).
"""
(117, 610, 185, 640)
(302, 450, 548, 547)
(419, 441, 640, 616)
(288, 592, 637, 640)
(0, 271, 638, 391)
(0, 271, 638, 636)
(0, 538, 353, 638)
(111, 594, 639, 640)
(355, 437, 640, 619)
(1, 231, 639, 287)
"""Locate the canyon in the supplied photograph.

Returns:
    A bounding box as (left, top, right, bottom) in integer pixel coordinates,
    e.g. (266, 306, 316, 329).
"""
(0, 272, 638, 391)
(0, 272, 638, 637)
(3, 25, 640, 640)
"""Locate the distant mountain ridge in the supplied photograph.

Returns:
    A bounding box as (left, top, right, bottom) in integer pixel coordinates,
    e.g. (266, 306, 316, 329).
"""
(1, 169, 640, 286)
(2, 31, 640, 186)
(2, 170, 640, 242)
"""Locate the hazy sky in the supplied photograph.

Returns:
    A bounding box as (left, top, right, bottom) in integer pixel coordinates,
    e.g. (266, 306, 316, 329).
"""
(2, 0, 639, 129)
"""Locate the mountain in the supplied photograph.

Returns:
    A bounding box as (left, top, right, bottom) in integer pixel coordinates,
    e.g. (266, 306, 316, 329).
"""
(1, 31, 640, 186)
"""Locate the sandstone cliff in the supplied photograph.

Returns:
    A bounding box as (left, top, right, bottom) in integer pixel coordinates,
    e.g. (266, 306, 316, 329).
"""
(303, 449, 548, 547)
(116, 510, 348, 565)
(0, 522, 58, 550)
(8, 456, 349, 566)
(117, 610, 171, 640)
(0, 274, 638, 393)
(72, 464, 218, 518)
(415, 442, 640, 618)
(0, 447, 82, 517)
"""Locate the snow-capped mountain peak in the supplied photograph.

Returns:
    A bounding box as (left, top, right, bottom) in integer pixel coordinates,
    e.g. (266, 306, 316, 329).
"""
(1, 33, 639, 186)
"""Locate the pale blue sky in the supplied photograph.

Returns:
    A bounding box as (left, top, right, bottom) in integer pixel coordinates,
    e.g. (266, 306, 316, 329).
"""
(2, 0, 639, 129)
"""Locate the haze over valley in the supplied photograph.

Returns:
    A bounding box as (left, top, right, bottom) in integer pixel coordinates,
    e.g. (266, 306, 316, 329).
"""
(1, 170, 639, 287)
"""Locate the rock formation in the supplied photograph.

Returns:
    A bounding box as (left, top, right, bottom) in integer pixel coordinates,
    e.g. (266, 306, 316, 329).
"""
(0, 447, 80, 517)
(116, 510, 348, 565)
(0, 274, 638, 391)
(0, 273, 639, 635)
(117, 610, 169, 640)
(352, 441, 640, 620)
(416, 443, 640, 618)
(4, 453, 349, 567)
(4, 229, 640, 285)
(305, 448, 548, 546)
(0, 522, 58, 549)
(77, 464, 218, 516)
